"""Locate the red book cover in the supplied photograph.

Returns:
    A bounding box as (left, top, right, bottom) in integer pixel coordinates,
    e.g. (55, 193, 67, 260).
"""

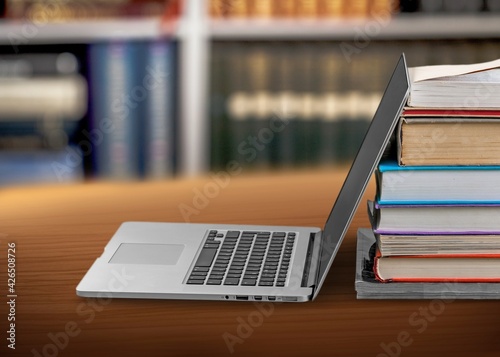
(402, 108, 500, 118)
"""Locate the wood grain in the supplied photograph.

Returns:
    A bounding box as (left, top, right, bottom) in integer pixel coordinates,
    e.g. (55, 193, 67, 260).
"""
(1, 168, 499, 357)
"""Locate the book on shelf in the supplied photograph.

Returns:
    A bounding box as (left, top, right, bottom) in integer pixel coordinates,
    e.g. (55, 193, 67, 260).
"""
(89, 41, 140, 180)
(211, 41, 385, 171)
(142, 40, 176, 179)
(407, 58, 500, 108)
(209, 0, 396, 19)
(88, 40, 177, 180)
(5, 0, 173, 21)
(376, 160, 500, 204)
(0, 50, 87, 185)
(0, 52, 87, 120)
(419, 0, 485, 13)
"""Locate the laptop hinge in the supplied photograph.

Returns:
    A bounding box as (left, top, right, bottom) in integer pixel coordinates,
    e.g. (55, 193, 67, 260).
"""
(301, 231, 322, 288)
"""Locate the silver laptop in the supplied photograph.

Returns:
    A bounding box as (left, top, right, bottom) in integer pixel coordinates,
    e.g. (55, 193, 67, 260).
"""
(77, 54, 410, 302)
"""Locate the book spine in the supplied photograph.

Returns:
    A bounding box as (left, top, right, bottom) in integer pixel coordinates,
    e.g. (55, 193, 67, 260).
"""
(248, 43, 272, 169)
(273, 0, 296, 17)
(373, 248, 391, 283)
(209, 42, 231, 171)
(143, 40, 175, 179)
(295, 0, 318, 17)
(274, 43, 296, 168)
(248, 0, 274, 18)
(89, 41, 139, 180)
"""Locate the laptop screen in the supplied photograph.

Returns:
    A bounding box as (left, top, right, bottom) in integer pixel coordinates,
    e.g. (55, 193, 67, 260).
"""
(312, 54, 410, 300)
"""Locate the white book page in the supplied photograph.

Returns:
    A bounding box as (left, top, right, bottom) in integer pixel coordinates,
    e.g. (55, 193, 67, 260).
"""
(409, 58, 500, 83)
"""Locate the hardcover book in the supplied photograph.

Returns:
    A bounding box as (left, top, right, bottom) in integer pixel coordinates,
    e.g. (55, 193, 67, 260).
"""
(397, 116, 500, 166)
(371, 201, 500, 234)
(376, 160, 500, 204)
(355, 229, 500, 299)
(408, 58, 500, 108)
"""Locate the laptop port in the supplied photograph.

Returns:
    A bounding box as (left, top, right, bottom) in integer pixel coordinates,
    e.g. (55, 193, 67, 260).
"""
(236, 296, 249, 301)
(254, 296, 262, 301)
(268, 296, 276, 301)
(283, 296, 298, 302)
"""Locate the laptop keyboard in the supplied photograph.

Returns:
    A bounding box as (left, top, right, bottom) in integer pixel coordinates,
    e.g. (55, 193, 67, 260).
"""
(186, 230, 296, 287)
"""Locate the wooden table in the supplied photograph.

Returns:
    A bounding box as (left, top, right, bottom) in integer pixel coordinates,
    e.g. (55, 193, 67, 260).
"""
(1, 168, 499, 357)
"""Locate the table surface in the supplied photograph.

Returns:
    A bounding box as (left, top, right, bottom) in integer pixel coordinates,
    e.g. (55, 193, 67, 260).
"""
(1, 168, 499, 357)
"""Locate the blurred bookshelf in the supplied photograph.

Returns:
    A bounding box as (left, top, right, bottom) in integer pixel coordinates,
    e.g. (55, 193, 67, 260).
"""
(0, 0, 500, 185)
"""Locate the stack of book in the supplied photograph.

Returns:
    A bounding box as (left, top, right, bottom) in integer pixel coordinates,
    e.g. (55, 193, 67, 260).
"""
(357, 58, 500, 298)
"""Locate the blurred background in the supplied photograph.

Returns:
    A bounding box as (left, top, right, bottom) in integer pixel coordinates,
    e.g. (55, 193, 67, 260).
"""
(1, 0, 500, 186)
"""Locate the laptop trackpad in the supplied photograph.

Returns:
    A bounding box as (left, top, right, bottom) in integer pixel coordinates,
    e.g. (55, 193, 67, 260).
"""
(109, 243, 184, 265)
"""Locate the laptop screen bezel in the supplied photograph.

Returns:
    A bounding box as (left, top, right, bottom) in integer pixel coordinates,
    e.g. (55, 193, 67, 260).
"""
(312, 54, 410, 300)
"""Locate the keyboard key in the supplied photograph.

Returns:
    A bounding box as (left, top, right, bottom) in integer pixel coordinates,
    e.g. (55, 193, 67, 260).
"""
(187, 279, 204, 284)
(276, 282, 285, 287)
(227, 273, 242, 278)
(228, 268, 243, 273)
(224, 278, 240, 285)
(226, 231, 240, 238)
(249, 260, 263, 265)
(264, 262, 278, 267)
(258, 282, 273, 286)
(207, 279, 222, 285)
(204, 242, 220, 248)
(245, 267, 260, 271)
(193, 267, 209, 272)
(209, 274, 224, 280)
(190, 272, 208, 276)
(242, 279, 257, 286)
(194, 248, 218, 267)
(188, 275, 206, 280)
(260, 278, 275, 283)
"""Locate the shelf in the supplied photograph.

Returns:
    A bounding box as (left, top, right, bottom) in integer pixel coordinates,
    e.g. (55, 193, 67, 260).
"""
(0, 17, 178, 45)
(1, 13, 500, 45)
(210, 14, 500, 40)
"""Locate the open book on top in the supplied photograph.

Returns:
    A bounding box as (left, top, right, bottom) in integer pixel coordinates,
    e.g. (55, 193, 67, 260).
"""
(408, 58, 500, 108)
